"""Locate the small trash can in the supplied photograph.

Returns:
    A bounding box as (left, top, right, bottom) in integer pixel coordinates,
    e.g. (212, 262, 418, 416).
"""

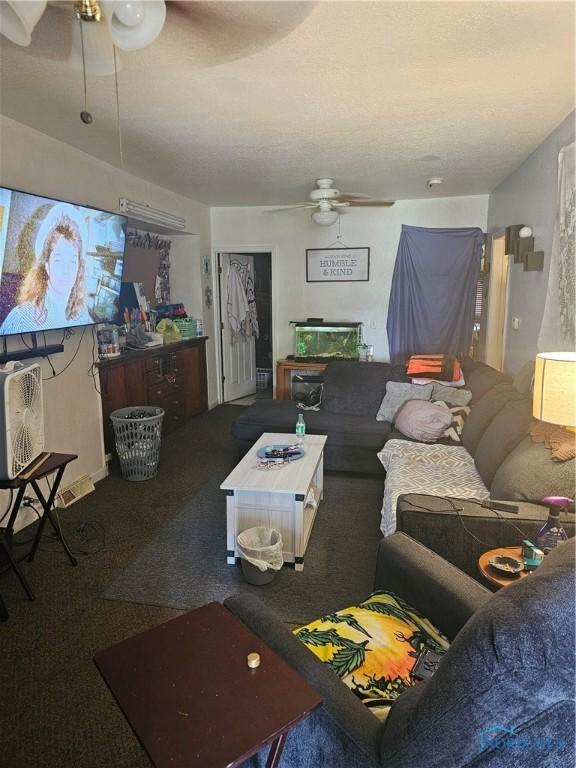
(237, 526, 283, 585)
(110, 406, 164, 481)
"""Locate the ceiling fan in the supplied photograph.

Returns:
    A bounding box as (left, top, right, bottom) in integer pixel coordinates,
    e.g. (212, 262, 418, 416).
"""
(0, 1, 317, 74)
(267, 178, 395, 226)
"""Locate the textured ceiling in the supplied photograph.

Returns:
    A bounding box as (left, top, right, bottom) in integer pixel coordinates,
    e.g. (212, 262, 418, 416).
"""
(0, 1, 574, 205)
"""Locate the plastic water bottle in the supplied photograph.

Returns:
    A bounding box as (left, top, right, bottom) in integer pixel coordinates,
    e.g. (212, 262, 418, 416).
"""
(536, 496, 570, 554)
(295, 413, 306, 445)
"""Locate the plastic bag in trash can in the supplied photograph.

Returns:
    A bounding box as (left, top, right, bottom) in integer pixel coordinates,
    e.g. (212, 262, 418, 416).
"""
(236, 527, 283, 572)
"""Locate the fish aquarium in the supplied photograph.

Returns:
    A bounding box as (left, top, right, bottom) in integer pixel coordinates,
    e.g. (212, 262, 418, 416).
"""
(292, 321, 362, 361)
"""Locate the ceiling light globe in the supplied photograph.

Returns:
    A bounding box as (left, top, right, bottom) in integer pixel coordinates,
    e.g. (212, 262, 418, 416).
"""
(114, 1, 143, 27)
(311, 210, 339, 227)
(104, 0, 166, 51)
(0, 1, 46, 46)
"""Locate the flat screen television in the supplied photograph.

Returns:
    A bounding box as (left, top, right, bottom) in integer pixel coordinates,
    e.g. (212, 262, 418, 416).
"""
(0, 186, 126, 336)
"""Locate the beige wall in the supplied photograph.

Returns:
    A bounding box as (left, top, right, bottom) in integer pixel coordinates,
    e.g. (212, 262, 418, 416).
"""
(211, 195, 489, 394)
(0, 115, 212, 529)
(487, 111, 575, 373)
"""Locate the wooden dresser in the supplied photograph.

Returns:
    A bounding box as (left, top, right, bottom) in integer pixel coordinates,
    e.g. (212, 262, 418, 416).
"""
(99, 337, 208, 454)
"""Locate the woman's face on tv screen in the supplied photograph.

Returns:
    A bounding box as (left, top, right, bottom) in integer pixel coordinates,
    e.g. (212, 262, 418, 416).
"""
(46, 236, 79, 295)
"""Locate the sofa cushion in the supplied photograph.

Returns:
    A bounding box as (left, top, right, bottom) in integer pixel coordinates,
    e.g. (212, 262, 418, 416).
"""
(394, 400, 452, 443)
(376, 382, 433, 422)
(379, 458, 489, 536)
(490, 436, 576, 501)
(461, 383, 523, 456)
(512, 360, 535, 395)
(429, 384, 472, 406)
(474, 398, 533, 487)
(232, 399, 391, 450)
(433, 401, 471, 443)
(380, 439, 474, 468)
(466, 364, 511, 402)
(378, 440, 488, 536)
(396, 494, 575, 578)
(322, 361, 408, 416)
(232, 400, 303, 442)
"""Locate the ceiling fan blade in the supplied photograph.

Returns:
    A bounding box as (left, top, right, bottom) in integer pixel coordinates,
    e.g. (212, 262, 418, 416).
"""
(330, 201, 350, 207)
(264, 204, 317, 214)
(347, 200, 396, 207)
(164, 2, 316, 67)
(337, 193, 373, 200)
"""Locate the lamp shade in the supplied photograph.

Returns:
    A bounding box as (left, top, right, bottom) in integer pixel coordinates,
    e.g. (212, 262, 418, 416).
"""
(533, 352, 576, 427)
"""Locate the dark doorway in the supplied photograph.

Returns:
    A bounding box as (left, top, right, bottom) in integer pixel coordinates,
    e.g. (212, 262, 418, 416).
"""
(253, 253, 273, 396)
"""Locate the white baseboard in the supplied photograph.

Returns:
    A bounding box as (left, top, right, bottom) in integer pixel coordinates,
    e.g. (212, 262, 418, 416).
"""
(92, 465, 108, 483)
(0, 464, 109, 533)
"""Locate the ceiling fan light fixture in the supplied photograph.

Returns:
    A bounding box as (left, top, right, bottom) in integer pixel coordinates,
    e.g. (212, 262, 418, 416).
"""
(69, 17, 119, 76)
(103, 0, 166, 51)
(0, 0, 46, 46)
(114, 0, 143, 27)
(311, 210, 339, 227)
(74, 0, 102, 22)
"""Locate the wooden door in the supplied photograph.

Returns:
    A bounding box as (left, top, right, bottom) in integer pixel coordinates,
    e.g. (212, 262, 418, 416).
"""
(219, 253, 256, 401)
(485, 234, 509, 371)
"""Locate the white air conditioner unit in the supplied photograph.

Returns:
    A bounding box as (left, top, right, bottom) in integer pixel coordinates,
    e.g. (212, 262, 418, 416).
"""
(119, 198, 187, 231)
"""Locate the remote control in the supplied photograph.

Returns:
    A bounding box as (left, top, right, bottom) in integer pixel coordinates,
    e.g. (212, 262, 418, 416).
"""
(483, 500, 519, 514)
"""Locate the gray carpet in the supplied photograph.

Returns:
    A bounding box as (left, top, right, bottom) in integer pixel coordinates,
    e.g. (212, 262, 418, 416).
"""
(104, 473, 384, 625)
(0, 404, 383, 768)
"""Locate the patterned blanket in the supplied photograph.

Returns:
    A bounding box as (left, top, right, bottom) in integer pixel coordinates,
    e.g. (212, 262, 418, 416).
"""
(378, 439, 489, 536)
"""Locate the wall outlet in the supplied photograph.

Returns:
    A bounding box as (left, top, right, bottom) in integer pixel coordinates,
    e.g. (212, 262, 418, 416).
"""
(511, 317, 521, 330)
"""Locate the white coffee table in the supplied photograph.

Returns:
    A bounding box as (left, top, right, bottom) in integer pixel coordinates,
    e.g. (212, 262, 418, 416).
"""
(221, 433, 327, 571)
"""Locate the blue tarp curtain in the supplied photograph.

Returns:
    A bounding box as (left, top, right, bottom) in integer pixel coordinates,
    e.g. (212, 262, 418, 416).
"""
(386, 225, 485, 364)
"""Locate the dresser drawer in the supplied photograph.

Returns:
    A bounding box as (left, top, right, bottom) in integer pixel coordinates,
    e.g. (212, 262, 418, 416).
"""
(148, 382, 183, 407)
(145, 351, 179, 373)
(145, 368, 166, 386)
(145, 363, 182, 386)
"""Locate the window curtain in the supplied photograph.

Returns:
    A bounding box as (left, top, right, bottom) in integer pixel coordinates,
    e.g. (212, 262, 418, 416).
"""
(386, 225, 485, 364)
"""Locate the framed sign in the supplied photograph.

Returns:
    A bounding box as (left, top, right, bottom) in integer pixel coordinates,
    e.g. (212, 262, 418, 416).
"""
(306, 247, 370, 282)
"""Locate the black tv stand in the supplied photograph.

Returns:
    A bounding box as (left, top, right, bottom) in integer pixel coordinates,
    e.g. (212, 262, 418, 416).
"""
(0, 333, 64, 364)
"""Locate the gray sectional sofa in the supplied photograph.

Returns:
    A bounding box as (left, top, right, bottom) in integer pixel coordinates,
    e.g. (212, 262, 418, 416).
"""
(232, 361, 409, 475)
(232, 357, 575, 576)
(227, 535, 575, 768)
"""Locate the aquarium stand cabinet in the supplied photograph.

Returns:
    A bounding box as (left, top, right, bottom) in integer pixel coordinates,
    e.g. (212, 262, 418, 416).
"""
(275, 359, 328, 401)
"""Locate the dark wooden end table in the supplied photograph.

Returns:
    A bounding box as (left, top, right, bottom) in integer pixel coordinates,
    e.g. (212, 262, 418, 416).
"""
(94, 602, 322, 768)
(478, 546, 529, 589)
(0, 452, 78, 601)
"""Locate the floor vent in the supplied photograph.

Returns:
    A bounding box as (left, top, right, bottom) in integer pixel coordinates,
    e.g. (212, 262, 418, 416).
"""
(56, 474, 95, 508)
